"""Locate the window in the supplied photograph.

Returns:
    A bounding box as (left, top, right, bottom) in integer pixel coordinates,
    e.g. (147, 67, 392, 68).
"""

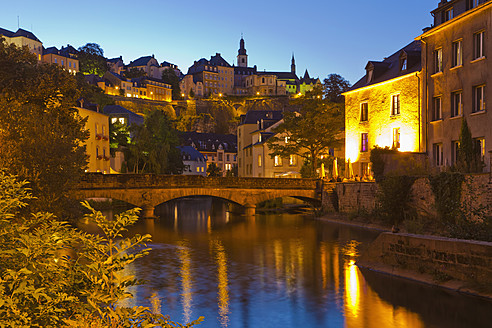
(361, 133, 368, 152)
(444, 8, 453, 22)
(452, 140, 460, 164)
(474, 137, 486, 160)
(258, 154, 262, 167)
(433, 143, 444, 166)
(467, 0, 480, 9)
(218, 153, 223, 161)
(473, 31, 485, 59)
(393, 128, 400, 149)
(289, 155, 297, 166)
(274, 155, 283, 167)
(225, 163, 231, 171)
(452, 40, 462, 67)
(226, 154, 230, 161)
(434, 48, 443, 73)
(400, 57, 407, 71)
(360, 102, 368, 121)
(433, 96, 442, 120)
(473, 84, 485, 112)
(366, 69, 373, 83)
(196, 167, 200, 173)
(391, 94, 400, 115)
(284, 136, 290, 143)
(451, 91, 463, 117)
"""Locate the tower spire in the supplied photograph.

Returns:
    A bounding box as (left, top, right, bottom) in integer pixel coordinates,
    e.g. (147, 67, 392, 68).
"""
(237, 35, 248, 67)
(291, 52, 296, 75)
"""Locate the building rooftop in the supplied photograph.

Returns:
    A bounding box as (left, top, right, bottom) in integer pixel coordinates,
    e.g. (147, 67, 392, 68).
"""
(239, 110, 283, 125)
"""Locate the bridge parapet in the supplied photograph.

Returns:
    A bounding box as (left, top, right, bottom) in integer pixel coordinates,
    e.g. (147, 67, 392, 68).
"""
(77, 173, 319, 190)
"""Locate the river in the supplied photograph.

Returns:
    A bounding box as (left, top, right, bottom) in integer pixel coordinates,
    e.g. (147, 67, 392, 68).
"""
(113, 197, 491, 328)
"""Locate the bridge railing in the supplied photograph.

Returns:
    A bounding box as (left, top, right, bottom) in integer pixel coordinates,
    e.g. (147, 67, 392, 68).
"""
(77, 173, 319, 190)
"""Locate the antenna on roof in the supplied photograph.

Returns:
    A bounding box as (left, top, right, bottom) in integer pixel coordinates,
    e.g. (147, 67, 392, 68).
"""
(17, 15, 19, 29)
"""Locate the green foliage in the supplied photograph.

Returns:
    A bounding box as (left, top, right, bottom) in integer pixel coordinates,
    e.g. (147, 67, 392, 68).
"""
(189, 88, 195, 99)
(369, 146, 397, 182)
(267, 99, 344, 177)
(375, 176, 417, 226)
(76, 72, 115, 109)
(207, 162, 222, 177)
(323, 73, 351, 103)
(454, 118, 484, 173)
(0, 39, 88, 216)
(123, 67, 147, 79)
(125, 109, 183, 174)
(77, 43, 107, 76)
(109, 121, 130, 156)
(161, 68, 181, 100)
(428, 172, 465, 225)
(0, 171, 203, 327)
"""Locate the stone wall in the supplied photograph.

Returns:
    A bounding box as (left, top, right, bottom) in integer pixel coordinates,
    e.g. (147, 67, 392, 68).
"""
(334, 181, 378, 213)
(358, 232, 492, 287)
(335, 173, 492, 217)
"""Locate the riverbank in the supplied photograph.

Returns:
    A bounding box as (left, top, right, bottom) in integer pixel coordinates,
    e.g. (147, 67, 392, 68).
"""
(318, 214, 492, 300)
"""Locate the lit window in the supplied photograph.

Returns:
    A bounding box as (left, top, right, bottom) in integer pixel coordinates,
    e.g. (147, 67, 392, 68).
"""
(393, 128, 400, 149)
(391, 94, 400, 115)
(258, 154, 262, 167)
(433, 143, 443, 166)
(274, 155, 283, 167)
(452, 40, 462, 67)
(473, 31, 485, 59)
(400, 57, 407, 71)
(474, 138, 486, 160)
(196, 167, 200, 172)
(433, 96, 442, 120)
(111, 117, 117, 124)
(361, 133, 368, 152)
(473, 84, 485, 112)
(289, 154, 297, 166)
(434, 48, 443, 73)
(451, 91, 463, 117)
(360, 102, 368, 121)
(285, 136, 290, 143)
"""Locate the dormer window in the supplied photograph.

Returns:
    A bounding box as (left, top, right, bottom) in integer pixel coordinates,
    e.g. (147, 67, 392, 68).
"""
(401, 57, 407, 71)
(444, 7, 453, 22)
(366, 69, 373, 83)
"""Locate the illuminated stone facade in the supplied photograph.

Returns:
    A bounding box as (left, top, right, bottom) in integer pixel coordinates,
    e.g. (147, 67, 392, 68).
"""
(343, 41, 424, 178)
(77, 107, 111, 174)
(0, 27, 43, 61)
(417, 0, 492, 171)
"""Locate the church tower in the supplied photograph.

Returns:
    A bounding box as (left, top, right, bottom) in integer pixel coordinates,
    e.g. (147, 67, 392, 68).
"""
(291, 53, 296, 74)
(237, 37, 248, 67)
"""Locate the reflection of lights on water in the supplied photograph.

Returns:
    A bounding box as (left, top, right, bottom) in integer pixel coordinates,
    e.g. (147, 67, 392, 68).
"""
(344, 259, 360, 318)
(207, 215, 212, 234)
(174, 204, 178, 231)
(320, 243, 328, 289)
(177, 241, 193, 323)
(150, 292, 161, 314)
(211, 240, 230, 327)
(225, 211, 230, 223)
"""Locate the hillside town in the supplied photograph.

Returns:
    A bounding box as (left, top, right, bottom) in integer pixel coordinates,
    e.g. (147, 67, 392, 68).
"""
(1, 1, 492, 327)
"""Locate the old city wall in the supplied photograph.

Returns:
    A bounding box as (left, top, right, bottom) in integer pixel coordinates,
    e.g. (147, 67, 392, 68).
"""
(357, 232, 492, 287)
(333, 173, 492, 217)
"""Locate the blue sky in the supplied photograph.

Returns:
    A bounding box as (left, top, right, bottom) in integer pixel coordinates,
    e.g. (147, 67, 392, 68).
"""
(1, 0, 436, 84)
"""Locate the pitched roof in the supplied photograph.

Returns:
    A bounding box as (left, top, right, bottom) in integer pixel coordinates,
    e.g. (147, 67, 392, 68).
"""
(0, 27, 14, 37)
(103, 105, 144, 126)
(12, 28, 41, 42)
(43, 46, 59, 55)
(239, 110, 283, 125)
(108, 56, 123, 63)
(179, 131, 237, 152)
(349, 40, 421, 91)
(266, 71, 299, 81)
(128, 55, 155, 67)
(178, 146, 206, 162)
(209, 53, 231, 67)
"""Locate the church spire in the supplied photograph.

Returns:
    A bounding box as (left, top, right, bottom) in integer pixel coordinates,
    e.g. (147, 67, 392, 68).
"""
(291, 53, 296, 74)
(237, 35, 248, 67)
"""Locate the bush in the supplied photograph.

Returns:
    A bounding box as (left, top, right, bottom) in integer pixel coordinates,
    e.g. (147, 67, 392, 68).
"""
(0, 171, 203, 327)
(375, 175, 417, 226)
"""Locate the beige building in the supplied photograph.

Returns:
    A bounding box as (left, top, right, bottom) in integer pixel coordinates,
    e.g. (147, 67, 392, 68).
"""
(0, 27, 42, 61)
(244, 74, 287, 96)
(343, 41, 424, 178)
(77, 107, 110, 174)
(417, 0, 492, 171)
(185, 53, 235, 97)
(42, 46, 79, 74)
(180, 74, 204, 98)
(101, 71, 172, 101)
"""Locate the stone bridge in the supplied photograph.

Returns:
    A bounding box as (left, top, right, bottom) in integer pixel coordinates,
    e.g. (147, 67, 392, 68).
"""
(72, 173, 326, 217)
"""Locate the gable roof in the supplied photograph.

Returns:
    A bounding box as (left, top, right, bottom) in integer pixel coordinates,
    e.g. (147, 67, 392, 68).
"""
(209, 53, 231, 67)
(349, 40, 421, 91)
(0, 27, 14, 38)
(179, 131, 237, 152)
(239, 110, 283, 125)
(128, 55, 155, 67)
(103, 105, 144, 126)
(12, 28, 41, 42)
(178, 146, 206, 162)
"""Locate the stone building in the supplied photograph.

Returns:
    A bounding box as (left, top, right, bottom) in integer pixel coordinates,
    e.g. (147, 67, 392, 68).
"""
(417, 0, 492, 171)
(42, 46, 79, 74)
(0, 27, 43, 61)
(343, 41, 424, 178)
(184, 53, 234, 97)
(178, 146, 207, 176)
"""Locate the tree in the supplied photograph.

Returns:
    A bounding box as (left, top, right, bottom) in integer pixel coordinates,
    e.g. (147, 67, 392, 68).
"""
(267, 98, 344, 178)
(323, 73, 351, 103)
(123, 67, 146, 79)
(0, 39, 88, 216)
(75, 72, 115, 109)
(189, 88, 195, 99)
(109, 120, 130, 156)
(455, 118, 484, 173)
(125, 109, 183, 174)
(161, 68, 181, 100)
(207, 162, 222, 177)
(0, 171, 203, 327)
(77, 43, 107, 76)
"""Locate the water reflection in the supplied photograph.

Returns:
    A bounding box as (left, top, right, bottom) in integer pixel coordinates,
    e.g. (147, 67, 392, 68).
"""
(120, 197, 492, 328)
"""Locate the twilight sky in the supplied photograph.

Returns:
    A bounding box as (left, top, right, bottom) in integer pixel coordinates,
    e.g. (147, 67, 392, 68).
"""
(1, 0, 436, 85)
